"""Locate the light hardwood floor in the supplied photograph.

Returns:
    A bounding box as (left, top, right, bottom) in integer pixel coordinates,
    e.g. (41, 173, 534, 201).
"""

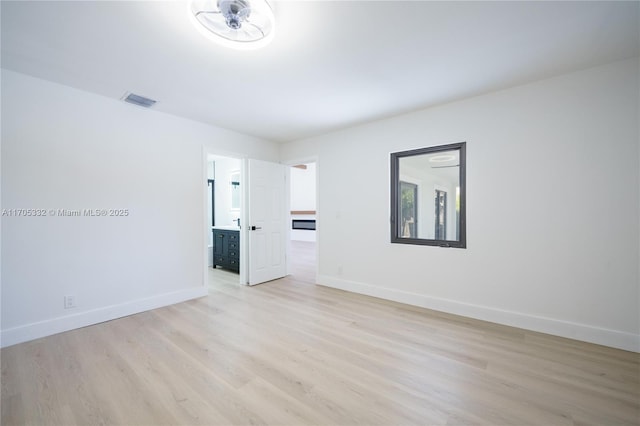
(2, 241, 639, 425)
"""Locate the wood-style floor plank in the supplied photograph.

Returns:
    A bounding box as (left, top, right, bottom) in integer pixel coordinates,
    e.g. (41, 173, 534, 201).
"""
(2, 241, 639, 425)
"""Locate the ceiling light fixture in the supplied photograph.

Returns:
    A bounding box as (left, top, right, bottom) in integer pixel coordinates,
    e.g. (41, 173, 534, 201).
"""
(429, 154, 456, 163)
(189, 0, 275, 50)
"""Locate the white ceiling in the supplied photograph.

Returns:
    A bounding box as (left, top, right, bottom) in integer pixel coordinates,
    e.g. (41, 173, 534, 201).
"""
(2, 1, 638, 143)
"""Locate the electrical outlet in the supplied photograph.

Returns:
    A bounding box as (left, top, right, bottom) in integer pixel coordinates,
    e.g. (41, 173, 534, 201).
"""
(337, 265, 343, 275)
(64, 295, 76, 309)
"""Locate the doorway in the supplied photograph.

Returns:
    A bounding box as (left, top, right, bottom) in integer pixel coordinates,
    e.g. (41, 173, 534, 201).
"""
(206, 153, 293, 288)
(288, 161, 318, 284)
(206, 153, 243, 286)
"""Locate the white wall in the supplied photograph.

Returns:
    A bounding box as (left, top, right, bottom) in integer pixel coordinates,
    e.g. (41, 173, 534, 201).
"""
(280, 58, 640, 351)
(1, 70, 278, 347)
(291, 163, 316, 211)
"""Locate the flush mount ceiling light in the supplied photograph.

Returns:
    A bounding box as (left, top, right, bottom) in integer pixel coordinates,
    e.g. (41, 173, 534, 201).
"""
(429, 154, 456, 163)
(189, 0, 275, 50)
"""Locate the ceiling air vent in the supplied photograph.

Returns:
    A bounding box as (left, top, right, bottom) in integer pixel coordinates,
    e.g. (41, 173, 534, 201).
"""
(122, 92, 156, 108)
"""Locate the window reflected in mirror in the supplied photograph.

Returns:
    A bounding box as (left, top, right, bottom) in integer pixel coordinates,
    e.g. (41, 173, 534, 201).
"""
(390, 142, 466, 248)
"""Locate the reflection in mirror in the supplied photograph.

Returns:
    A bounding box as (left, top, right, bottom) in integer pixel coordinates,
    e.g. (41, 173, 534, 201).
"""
(230, 171, 240, 210)
(390, 142, 466, 248)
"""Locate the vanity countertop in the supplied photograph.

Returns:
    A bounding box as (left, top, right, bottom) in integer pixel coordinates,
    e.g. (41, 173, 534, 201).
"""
(212, 225, 240, 231)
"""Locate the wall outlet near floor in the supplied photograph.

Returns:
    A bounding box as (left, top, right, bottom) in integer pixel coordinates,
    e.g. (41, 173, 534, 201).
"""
(337, 265, 343, 275)
(64, 295, 76, 309)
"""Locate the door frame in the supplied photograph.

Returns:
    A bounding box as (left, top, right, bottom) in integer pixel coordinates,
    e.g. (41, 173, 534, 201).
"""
(202, 148, 319, 287)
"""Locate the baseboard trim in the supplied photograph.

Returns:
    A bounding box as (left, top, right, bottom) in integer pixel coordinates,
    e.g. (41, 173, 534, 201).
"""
(317, 274, 639, 353)
(1, 286, 208, 348)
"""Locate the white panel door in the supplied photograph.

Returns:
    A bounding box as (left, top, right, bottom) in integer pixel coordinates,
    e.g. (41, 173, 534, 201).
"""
(247, 159, 287, 285)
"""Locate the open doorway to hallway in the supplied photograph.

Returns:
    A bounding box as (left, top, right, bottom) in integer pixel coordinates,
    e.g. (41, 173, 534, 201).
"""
(289, 162, 317, 284)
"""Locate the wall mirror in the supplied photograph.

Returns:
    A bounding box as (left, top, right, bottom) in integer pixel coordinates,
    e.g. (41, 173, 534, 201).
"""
(230, 170, 240, 210)
(390, 142, 466, 248)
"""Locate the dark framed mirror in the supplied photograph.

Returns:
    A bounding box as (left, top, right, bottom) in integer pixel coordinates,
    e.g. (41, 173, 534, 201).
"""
(390, 142, 466, 248)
